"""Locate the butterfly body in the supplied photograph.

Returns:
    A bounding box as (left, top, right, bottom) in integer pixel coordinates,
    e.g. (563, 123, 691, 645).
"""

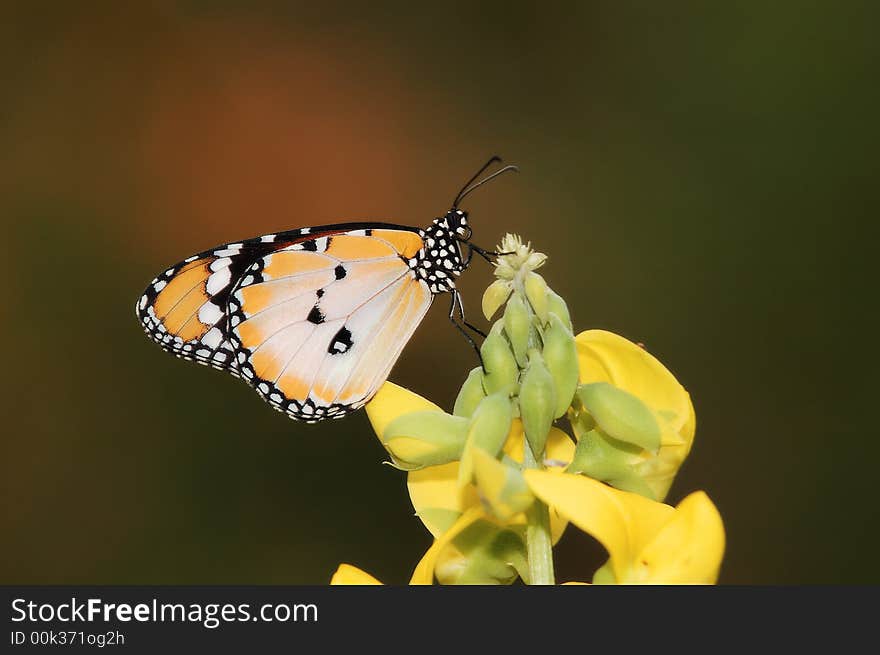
(137, 212, 472, 422)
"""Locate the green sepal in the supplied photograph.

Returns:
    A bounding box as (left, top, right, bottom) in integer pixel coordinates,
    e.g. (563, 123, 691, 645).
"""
(519, 349, 556, 459)
(567, 428, 657, 500)
(576, 382, 661, 453)
(453, 367, 486, 418)
(435, 520, 526, 585)
(382, 411, 468, 470)
(542, 312, 579, 418)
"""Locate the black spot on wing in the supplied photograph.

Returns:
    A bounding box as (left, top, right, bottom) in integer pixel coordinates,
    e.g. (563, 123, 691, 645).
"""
(328, 326, 353, 354)
(334, 264, 347, 280)
(307, 305, 325, 324)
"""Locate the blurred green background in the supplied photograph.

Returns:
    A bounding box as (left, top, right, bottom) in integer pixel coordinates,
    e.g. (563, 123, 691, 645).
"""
(1, 2, 876, 584)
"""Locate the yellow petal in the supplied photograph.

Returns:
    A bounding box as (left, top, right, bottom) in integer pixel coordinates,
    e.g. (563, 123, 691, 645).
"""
(330, 564, 383, 585)
(524, 470, 674, 582)
(501, 424, 574, 543)
(633, 491, 725, 584)
(575, 330, 696, 501)
(546, 427, 576, 466)
(575, 330, 691, 436)
(472, 449, 534, 521)
(409, 507, 484, 584)
(407, 462, 479, 538)
(501, 418, 527, 462)
(365, 381, 443, 443)
(504, 422, 574, 466)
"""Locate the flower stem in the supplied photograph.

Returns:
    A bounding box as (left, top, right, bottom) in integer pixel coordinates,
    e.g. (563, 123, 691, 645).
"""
(523, 438, 555, 585)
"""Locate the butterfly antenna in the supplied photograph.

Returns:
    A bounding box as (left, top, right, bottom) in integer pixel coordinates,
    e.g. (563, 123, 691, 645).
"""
(454, 164, 519, 207)
(453, 156, 503, 208)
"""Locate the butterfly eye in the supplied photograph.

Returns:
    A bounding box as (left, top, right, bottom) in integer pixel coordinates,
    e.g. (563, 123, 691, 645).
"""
(444, 210, 470, 237)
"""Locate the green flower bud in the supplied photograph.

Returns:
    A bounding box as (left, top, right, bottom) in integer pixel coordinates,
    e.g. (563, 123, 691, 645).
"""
(482, 279, 512, 321)
(503, 294, 530, 367)
(542, 312, 579, 418)
(469, 392, 514, 456)
(519, 349, 557, 459)
(523, 272, 550, 324)
(576, 382, 661, 453)
(567, 428, 657, 500)
(435, 521, 526, 585)
(546, 289, 572, 332)
(453, 367, 486, 418)
(458, 392, 513, 487)
(480, 324, 519, 396)
(382, 411, 469, 470)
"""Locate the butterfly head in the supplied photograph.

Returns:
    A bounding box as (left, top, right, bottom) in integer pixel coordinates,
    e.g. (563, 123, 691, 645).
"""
(441, 208, 472, 241)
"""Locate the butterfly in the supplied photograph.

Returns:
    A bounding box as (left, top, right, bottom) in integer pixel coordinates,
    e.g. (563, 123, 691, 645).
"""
(136, 156, 518, 422)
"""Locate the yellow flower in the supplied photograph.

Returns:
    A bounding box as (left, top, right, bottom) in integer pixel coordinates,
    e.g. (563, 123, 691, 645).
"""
(574, 330, 696, 501)
(524, 470, 725, 584)
(365, 382, 576, 584)
(330, 564, 383, 585)
(330, 508, 485, 585)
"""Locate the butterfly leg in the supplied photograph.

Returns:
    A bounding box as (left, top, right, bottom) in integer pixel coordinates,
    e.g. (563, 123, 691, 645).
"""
(449, 291, 486, 369)
(467, 243, 515, 264)
(453, 287, 487, 338)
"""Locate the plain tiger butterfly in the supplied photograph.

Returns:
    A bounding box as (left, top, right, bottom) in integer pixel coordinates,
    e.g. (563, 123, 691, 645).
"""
(136, 157, 518, 422)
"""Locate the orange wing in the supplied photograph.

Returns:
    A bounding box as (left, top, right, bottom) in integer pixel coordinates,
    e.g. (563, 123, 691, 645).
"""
(136, 231, 325, 372)
(227, 230, 432, 421)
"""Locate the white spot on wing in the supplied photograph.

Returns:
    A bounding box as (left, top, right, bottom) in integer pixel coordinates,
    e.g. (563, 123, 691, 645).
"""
(206, 268, 232, 295)
(201, 327, 223, 348)
(210, 257, 232, 272)
(198, 302, 223, 324)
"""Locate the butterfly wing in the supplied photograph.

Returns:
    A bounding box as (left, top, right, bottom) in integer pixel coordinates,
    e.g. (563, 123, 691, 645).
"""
(136, 231, 313, 373)
(137, 225, 433, 421)
(227, 229, 433, 421)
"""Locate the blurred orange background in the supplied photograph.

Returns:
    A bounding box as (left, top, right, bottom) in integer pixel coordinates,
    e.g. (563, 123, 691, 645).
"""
(1, 2, 875, 583)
